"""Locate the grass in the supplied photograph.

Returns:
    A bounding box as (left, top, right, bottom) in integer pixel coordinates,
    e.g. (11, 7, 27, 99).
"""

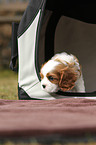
(0, 69, 18, 100)
(0, 140, 96, 145)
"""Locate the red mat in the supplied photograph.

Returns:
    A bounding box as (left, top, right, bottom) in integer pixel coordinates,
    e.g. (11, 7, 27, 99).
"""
(0, 98, 96, 137)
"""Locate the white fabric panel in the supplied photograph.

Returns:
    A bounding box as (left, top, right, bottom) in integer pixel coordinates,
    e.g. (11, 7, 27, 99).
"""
(18, 10, 41, 91)
(18, 10, 59, 100)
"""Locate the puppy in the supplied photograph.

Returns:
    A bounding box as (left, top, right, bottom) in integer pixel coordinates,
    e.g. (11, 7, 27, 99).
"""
(40, 52, 85, 93)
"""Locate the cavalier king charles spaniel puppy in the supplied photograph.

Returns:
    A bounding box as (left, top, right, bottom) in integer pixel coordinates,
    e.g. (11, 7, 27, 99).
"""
(40, 52, 85, 93)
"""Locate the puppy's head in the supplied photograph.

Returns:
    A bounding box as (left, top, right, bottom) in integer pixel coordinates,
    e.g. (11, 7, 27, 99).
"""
(40, 60, 60, 93)
(40, 60, 79, 93)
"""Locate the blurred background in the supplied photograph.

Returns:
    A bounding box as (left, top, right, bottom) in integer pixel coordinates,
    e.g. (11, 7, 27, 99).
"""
(0, 0, 28, 100)
(0, 0, 28, 69)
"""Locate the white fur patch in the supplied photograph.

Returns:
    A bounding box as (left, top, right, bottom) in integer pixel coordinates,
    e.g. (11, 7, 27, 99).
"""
(41, 60, 60, 75)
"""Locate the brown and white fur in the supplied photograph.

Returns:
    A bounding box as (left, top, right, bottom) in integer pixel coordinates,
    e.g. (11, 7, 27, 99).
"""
(40, 52, 85, 93)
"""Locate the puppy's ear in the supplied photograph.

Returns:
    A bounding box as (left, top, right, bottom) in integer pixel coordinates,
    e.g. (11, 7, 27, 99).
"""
(59, 66, 77, 91)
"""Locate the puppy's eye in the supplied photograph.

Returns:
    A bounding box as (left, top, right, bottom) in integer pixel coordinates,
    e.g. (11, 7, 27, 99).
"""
(48, 76, 54, 81)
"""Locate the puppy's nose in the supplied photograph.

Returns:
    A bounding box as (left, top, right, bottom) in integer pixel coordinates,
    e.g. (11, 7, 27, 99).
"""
(42, 85, 46, 89)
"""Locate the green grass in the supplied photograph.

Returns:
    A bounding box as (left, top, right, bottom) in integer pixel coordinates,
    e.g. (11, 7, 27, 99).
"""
(0, 140, 96, 145)
(0, 69, 18, 100)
